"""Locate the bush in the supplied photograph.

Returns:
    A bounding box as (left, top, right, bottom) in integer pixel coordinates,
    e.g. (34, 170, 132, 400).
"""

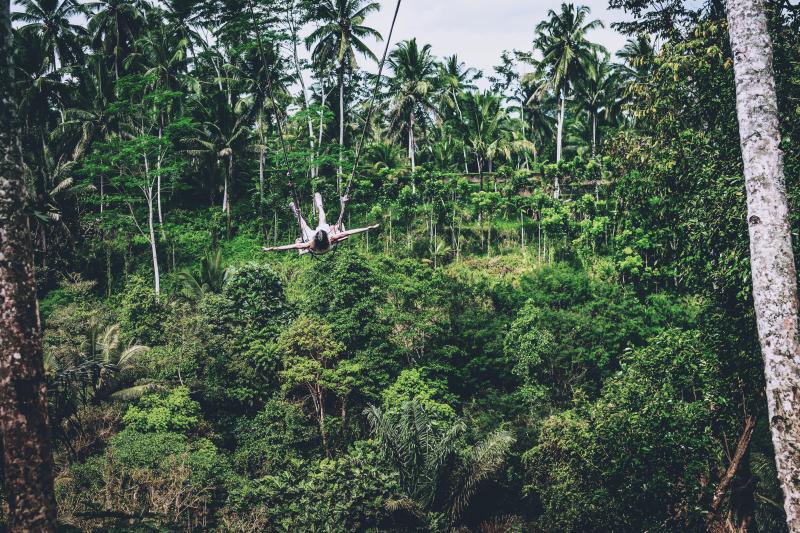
(232, 399, 316, 477)
(525, 329, 728, 532)
(122, 387, 200, 433)
(255, 441, 400, 531)
(222, 263, 293, 336)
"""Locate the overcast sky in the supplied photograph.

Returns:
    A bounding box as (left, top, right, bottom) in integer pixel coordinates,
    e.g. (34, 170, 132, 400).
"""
(11, 0, 632, 88)
(322, 0, 632, 85)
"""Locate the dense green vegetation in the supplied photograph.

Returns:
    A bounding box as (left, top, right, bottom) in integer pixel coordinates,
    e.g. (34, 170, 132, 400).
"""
(9, 0, 800, 529)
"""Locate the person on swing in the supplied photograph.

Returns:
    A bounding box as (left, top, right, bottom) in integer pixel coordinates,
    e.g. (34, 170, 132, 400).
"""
(263, 193, 378, 255)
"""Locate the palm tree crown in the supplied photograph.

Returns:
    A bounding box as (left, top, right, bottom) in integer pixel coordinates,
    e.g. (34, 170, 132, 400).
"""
(533, 2, 603, 168)
(388, 38, 438, 173)
(12, 0, 89, 70)
(305, 0, 381, 181)
(534, 3, 603, 95)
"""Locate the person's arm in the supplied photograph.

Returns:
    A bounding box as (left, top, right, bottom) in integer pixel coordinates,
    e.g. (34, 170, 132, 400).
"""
(263, 241, 312, 252)
(330, 224, 379, 243)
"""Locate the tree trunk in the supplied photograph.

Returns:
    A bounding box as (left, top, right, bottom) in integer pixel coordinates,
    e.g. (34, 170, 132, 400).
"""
(591, 112, 597, 158)
(147, 188, 160, 298)
(157, 121, 164, 236)
(222, 164, 228, 215)
(225, 155, 232, 238)
(727, 0, 800, 529)
(409, 112, 416, 173)
(142, 153, 160, 296)
(0, 2, 59, 526)
(556, 86, 565, 163)
(258, 111, 265, 209)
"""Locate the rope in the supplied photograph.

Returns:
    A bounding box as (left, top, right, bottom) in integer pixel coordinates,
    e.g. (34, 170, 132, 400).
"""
(248, 0, 403, 234)
(246, 0, 304, 232)
(337, 0, 402, 227)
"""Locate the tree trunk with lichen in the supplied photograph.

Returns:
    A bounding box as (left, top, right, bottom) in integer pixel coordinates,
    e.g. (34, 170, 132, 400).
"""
(727, 0, 800, 529)
(0, 0, 59, 528)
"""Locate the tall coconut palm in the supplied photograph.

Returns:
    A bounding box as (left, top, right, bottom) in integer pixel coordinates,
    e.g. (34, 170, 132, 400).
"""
(439, 54, 480, 172)
(461, 91, 508, 189)
(615, 33, 656, 111)
(616, 33, 655, 81)
(184, 92, 250, 234)
(387, 38, 438, 174)
(12, 0, 89, 71)
(532, 2, 603, 165)
(305, 0, 381, 183)
(1, 1, 59, 524)
(86, 0, 145, 83)
(574, 48, 615, 156)
(519, 71, 555, 163)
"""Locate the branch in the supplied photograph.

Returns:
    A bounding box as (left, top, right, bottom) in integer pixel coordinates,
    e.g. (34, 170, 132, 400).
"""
(706, 415, 756, 532)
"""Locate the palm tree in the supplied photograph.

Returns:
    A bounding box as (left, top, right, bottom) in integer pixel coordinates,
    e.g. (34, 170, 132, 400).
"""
(184, 91, 250, 233)
(365, 400, 514, 526)
(439, 54, 479, 172)
(575, 49, 615, 156)
(461, 91, 508, 189)
(305, 0, 381, 182)
(12, 0, 89, 71)
(518, 72, 555, 163)
(616, 33, 655, 81)
(387, 38, 438, 174)
(177, 249, 228, 299)
(87, 0, 145, 83)
(532, 2, 603, 165)
(615, 34, 656, 115)
(127, 18, 192, 229)
(92, 323, 149, 370)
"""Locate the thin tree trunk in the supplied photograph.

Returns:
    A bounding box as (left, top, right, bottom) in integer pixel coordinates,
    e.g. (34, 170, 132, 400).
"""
(258, 111, 265, 208)
(522, 103, 530, 169)
(143, 154, 160, 297)
(556, 87, 565, 163)
(222, 164, 228, 215)
(147, 188, 160, 298)
(0, 3, 58, 525)
(452, 88, 469, 173)
(727, 0, 800, 528)
(409, 113, 416, 173)
(157, 121, 164, 236)
(707, 416, 756, 533)
(225, 154, 232, 238)
(591, 112, 597, 158)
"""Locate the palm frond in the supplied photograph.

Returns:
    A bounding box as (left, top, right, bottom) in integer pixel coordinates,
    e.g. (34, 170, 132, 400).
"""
(449, 429, 515, 522)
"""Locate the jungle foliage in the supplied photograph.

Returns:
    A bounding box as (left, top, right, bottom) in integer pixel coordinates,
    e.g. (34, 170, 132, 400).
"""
(9, 0, 800, 530)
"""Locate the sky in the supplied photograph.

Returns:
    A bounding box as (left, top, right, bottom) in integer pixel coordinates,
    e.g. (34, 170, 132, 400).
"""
(323, 0, 632, 86)
(10, 0, 632, 89)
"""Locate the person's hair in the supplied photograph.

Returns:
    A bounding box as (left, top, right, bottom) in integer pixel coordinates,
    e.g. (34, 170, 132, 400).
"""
(314, 229, 329, 248)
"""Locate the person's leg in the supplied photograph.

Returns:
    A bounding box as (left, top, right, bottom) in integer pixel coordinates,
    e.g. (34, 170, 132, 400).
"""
(290, 201, 313, 241)
(314, 192, 327, 226)
(333, 193, 349, 232)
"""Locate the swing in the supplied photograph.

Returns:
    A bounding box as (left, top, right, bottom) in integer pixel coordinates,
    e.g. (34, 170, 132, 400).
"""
(263, 193, 379, 255)
(251, 0, 402, 256)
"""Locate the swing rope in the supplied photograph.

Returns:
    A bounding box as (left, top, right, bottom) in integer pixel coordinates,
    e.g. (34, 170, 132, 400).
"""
(247, 0, 403, 234)
(337, 0, 402, 228)
(246, 0, 304, 235)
